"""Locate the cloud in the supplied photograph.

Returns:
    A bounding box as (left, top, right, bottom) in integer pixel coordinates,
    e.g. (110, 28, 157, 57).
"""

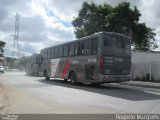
(0, 8, 9, 22)
(0, 0, 160, 57)
(20, 16, 46, 33)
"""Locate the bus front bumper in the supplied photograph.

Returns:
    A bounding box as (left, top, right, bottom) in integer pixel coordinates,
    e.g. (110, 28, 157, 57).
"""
(100, 74, 130, 83)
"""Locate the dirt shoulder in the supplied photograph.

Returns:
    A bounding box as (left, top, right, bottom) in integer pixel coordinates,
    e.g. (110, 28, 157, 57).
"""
(0, 77, 6, 112)
(0, 77, 55, 114)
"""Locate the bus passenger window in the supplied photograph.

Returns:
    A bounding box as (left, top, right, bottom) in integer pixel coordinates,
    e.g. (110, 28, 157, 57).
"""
(46, 49, 48, 58)
(69, 44, 74, 56)
(35, 57, 38, 63)
(59, 46, 63, 57)
(51, 47, 54, 58)
(48, 48, 51, 58)
(63, 45, 68, 57)
(84, 40, 92, 55)
(81, 42, 84, 55)
(55, 47, 58, 58)
(45, 50, 47, 58)
(92, 38, 98, 54)
(74, 43, 79, 56)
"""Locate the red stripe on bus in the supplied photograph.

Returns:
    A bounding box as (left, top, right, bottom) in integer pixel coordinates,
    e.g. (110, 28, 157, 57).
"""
(61, 60, 70, 79)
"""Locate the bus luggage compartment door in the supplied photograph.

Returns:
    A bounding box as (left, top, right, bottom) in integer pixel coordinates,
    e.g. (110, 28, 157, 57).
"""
(85, 64, 95, 80)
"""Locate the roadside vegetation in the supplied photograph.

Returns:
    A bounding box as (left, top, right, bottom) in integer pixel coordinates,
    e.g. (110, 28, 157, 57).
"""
(0, 41, 6, 56)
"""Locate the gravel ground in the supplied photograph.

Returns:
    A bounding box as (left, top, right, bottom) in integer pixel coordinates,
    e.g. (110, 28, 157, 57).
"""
(0, 84, 5, 111)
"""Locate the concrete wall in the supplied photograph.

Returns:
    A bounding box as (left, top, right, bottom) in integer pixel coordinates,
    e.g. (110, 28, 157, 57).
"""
(131, 51, 160, 81)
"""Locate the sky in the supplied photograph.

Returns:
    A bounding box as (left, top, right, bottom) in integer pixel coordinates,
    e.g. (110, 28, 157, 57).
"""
(0, 0, 160, 57)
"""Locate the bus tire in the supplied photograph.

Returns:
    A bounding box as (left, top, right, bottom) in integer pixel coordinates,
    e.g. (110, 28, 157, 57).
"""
(69, 72, 77, 85)
(44, 71, 50, 80)
(64, 79, 68, 83)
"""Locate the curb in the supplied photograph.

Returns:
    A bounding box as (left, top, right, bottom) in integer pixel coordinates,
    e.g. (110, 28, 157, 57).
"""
(120, 82, 160, 89)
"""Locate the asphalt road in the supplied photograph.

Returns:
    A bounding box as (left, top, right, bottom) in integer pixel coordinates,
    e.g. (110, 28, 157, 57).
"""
(0, 71, 160, 114)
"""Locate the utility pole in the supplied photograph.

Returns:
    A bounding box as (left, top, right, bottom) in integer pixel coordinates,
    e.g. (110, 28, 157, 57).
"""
(12, 13, 20, 58)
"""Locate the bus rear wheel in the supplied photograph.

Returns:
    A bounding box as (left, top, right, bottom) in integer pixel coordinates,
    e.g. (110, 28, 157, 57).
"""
(44, 71, 50, 80)
(69, 72, 77, 85)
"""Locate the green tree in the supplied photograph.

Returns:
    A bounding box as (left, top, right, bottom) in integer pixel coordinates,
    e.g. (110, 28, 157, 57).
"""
(72, 2, 157, 51)
(18, 56, 30, 68)
(132, 23, 157, 51)
(72, 2, 113, 38)
(0, 41, 6, 56)
(107, 2, 141, 36)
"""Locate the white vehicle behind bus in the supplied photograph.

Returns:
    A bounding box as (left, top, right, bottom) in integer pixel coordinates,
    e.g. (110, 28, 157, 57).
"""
(0, 66, 4, 73)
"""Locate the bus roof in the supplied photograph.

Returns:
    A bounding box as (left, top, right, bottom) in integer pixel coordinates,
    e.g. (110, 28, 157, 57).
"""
(40, 32, 130, 52)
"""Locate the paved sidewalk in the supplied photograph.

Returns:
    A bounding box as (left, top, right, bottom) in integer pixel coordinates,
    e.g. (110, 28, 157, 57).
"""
(120, 81, 160, 89)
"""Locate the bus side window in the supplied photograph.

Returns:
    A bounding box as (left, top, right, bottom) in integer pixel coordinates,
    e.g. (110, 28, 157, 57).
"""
(55, 47, 58, 58)
(80, 42, 84, 55)
(92, 38, 98, 55)
(45, 49, 47, 59)
(41, 57, 43, 62)
(74, 42, 79, 56)
(41, 51, 43, 58)
(48, 48, 50, 58)
(84, 39, 92, 55)
(46, 49, 48, 58)
(38, 55, 40, 63)
(46, 49, 49, 58)
(36, 57, 38, 63)
(42, 51, 44, 58)
(49, 48, 51, 58)
(59, 46, 63, 57)
(38, 56, 39, 63)
(63, 45, 68, 57)
(69, 44, 74, 56)
(51, 47, 54, 58)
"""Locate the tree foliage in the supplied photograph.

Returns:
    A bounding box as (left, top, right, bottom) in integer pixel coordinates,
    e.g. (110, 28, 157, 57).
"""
(18, 56, 30, 67)
(72, 2, 157, 51)
(0, 41, 6, 56)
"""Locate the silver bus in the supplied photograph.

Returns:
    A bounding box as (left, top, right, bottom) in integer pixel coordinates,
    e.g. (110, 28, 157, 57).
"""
(40, 32, 131, 84)
(26, 53, 43, 75)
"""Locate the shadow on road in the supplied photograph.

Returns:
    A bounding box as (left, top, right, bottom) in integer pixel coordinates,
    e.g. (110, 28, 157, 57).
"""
(25, 73, 43, 77)
(38, 79, 160, 101)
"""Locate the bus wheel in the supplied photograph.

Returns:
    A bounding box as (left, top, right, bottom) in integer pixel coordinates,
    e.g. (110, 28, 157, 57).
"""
(64, 79, 68, 83)
(44, 71, 50, 80)
(69, 72, 77, 85)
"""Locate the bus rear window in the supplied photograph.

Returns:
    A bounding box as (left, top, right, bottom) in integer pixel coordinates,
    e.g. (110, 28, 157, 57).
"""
(104, 35, 130, 49)
(104, 35, 121, 48)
